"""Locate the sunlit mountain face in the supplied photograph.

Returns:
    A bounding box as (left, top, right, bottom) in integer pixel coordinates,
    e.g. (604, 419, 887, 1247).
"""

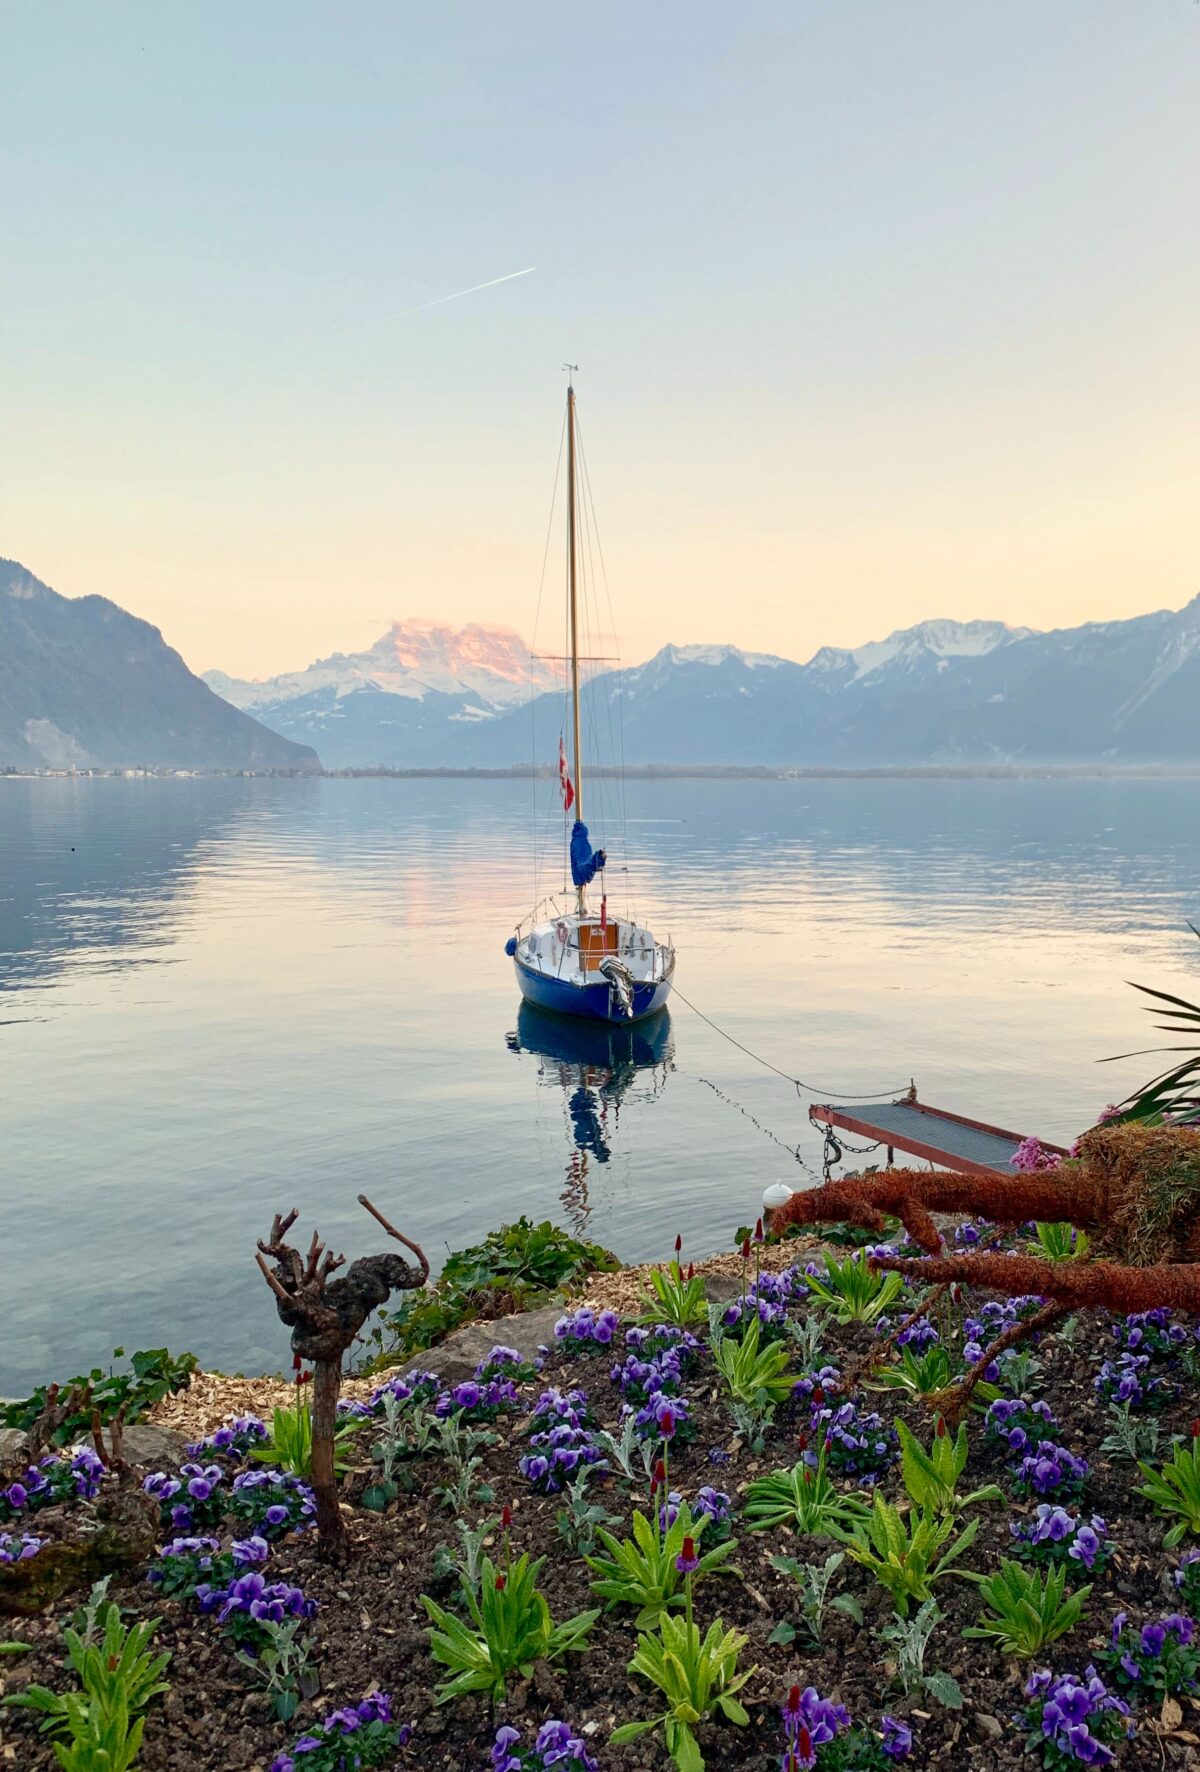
(206, 619, 563, 714)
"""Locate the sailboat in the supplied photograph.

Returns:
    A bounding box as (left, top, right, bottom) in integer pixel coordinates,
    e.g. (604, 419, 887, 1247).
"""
(504, 379, 675, 1023)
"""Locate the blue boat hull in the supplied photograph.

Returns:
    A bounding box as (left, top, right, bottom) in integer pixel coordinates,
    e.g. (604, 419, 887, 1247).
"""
(514, 953, 673, 1024)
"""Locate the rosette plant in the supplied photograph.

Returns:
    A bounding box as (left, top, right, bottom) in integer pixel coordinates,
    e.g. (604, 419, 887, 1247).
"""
(611, 1611, 753, 1772)
(586, 1502, 739, 1627)
(422, 1552, 599, 1702)
(839, 1494, 979, 1616)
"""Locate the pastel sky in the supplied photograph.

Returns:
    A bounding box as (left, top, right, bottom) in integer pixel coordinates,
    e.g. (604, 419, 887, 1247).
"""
(2, 3, 1198, 679)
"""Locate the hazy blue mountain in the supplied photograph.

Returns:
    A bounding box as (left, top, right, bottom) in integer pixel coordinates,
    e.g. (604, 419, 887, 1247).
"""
(0, 559, 319, 771)
(212, 596, 1200, 769)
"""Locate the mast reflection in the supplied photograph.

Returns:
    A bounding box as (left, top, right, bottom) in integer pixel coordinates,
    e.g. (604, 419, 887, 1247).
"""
(506, 1003, 674, 1227)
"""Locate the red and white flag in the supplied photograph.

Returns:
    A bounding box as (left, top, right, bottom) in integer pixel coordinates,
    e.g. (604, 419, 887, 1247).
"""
(558, 736, 575, 813)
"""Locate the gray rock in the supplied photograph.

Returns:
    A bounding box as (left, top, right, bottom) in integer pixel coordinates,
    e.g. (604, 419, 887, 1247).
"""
(430, 1306, 566, 1385)
(702, 1274, 743, 1304)
(974, 1715, 1003, 1742)
(0, 1427, 28, 1469)
(0, 1421, 187, 1475)
(120, 1424, 190, 1469)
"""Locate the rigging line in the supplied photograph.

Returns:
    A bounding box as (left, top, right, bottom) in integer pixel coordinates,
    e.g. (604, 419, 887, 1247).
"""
(572, 449, 607, 847)
(576, 456, 630, 917)
(570, 419, 604, 849)
(670, 982, 911, 1101)
(576, 415, 630, 893)
(530, 410, 568, 909)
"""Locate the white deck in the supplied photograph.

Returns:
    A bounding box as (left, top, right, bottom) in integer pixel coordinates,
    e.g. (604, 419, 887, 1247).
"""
(517, 913, 673, 985)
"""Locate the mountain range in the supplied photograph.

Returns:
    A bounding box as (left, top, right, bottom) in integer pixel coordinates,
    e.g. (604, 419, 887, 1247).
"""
(206, 599, 1200, 769)
(4, 549, 1198, 772)
(0, 559, 317, 772)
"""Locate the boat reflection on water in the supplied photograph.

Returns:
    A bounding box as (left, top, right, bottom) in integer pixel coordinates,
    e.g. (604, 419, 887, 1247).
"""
(506, 1002, 674, 1228)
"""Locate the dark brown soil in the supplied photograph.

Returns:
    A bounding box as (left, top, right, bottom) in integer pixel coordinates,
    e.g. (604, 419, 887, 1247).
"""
(4, 1292, 1200, 1772)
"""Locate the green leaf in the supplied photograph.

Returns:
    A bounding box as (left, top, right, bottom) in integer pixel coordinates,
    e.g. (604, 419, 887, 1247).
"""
(670, 1721, 704, 1772)
(924, 1671, 964, 1709)
(767, 1620, 796, 1646)
(611, 1718, 662, 1745)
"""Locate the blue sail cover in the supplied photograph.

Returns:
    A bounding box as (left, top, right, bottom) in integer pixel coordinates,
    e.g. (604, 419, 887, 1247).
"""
(570, 820, 606, 887)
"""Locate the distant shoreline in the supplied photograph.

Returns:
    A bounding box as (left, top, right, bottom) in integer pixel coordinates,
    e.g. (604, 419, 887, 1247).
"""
(7, 763, 1200, 783)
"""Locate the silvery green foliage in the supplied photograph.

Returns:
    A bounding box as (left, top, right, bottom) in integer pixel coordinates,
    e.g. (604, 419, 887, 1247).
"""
(1001, 1350, 1042, 1392)
(729, 1397, 775, 1451)
(878, 1600, 963, 1708)
(433, 1416, 494, 1472)
(787, 1314, 826, 1368)
(435, 1455, 488, 1513)
(1100, 1402, 1162, 1464)
(234, 1615, 319, 1721)
(452, 1514, 502, 1594)
(769, 1550, 860, 1645)
(594, 1413, 655, 1485)
(556, 1475, 621, 1556)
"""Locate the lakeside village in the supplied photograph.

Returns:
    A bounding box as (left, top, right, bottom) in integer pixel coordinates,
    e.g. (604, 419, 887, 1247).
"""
(5, 1020, 1200, 1770)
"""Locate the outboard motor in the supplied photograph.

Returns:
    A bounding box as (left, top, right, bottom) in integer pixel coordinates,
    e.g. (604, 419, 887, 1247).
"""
(599, 955, 635, 1018)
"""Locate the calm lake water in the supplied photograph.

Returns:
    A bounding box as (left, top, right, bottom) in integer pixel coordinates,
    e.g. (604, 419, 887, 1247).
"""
(3, 774, 1199, 1395)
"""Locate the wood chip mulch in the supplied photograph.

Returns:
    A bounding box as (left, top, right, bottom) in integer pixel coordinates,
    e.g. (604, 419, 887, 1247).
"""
(149, 1242, 829, 1440)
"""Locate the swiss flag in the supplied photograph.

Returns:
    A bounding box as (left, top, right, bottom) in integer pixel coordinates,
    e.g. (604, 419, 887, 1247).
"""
(558, 736, 575, 813)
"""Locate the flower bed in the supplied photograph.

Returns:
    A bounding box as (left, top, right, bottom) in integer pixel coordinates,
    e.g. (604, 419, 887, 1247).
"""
(4, 1245, 1200, 1772)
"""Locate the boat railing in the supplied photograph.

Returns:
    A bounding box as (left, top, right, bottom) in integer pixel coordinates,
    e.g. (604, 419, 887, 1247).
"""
(513, 894, 573, 940)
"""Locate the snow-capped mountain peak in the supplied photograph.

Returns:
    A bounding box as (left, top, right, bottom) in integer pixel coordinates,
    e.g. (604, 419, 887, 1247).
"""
(205, 619, 563, 714)
(807, 617, 1033, 682)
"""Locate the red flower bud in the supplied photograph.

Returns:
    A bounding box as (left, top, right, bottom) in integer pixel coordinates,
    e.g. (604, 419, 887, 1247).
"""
(951, 1283, 963, 1305)
(796, 1432, 809, 1453)
(292, 1351, 303, 1372)
(741, 1238, 751, 1261)
(811, 1388, 824, 1406)
(935, 1416, 947, 1437)
(755, 1217, 764, 1242)
(660, 1409, 675, 1438)
(687, 1262, 695, 1281)
(1192, 1419, 1200, 1440)
(494, 1573, 506, 1591)
(788, 1685, 802, 1712)
(681, 1535, 696, 1560)
(298, 1370, 311, 1386)
(675, 1233, 683, 1254)
(653, 1459, 666, 1484)
(797, 1724, 813, 1761)
(500, 1504, 513, 1529)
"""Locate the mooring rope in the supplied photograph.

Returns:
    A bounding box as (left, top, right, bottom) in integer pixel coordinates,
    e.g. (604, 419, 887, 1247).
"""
(670, 984, 910, 1103)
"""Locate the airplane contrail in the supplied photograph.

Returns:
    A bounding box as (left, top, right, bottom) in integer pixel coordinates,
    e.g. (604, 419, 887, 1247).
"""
(373, 266, 536, 324)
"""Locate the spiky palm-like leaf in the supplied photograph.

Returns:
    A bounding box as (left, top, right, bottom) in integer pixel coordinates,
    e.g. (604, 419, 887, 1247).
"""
(1105, 926, 1200, 1125)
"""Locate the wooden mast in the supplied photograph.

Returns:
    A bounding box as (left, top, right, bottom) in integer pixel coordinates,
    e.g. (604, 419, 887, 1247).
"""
(567, 379, 585, 917)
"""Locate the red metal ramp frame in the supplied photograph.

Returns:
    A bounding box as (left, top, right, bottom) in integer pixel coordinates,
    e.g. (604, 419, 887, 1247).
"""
(809, 1093, 1070, 1177)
